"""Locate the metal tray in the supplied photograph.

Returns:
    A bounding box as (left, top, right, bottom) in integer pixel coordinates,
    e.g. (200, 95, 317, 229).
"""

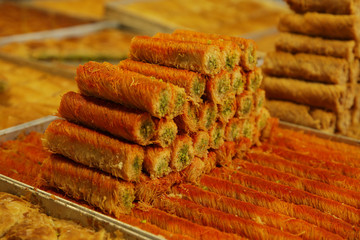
(0, 115, 164, 240)
(0, 115, 58, 142)
(0, 175, 163, 240)
(279, 121, 360, 147)
(0, 21, 120, 46)
(0, 116, 358, 239)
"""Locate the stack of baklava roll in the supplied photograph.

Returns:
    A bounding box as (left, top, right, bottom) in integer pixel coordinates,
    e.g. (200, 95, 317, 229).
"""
(262, 0, 360, 134)
(41, 29, 270, 216)
(122, 29, 270, 161)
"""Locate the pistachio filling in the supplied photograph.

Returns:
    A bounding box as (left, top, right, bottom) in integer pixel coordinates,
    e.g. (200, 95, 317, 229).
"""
(122, 189, 134, 209)
(156, 157, 170, 176)
(192, 77, 205, 98)
(178, 145, 190, 166)
(208, 57, 218, 71)
(242, 98, 252, 115)
(160, 128, 176, 147)
(140, 120, 155, 140)
(221, 97, 234, 118)
(248, 45, 255, 64)
(205, 109, 216, 129)
(217, 76, 230, 95)
(258, 116, 267, 130)
(197, 138, 209, 152)
(257, 97, 264, 109)
(132, 156, 142, 173)
(233, 76, 243, 92)
(159, 91, 169, 116)
(258, 112, 268, 130)
(175, 92, 186, 113)
(213, 128, 222, 147)
(226, 54, 236, 69)
(251, 76, 260, 91)
(231, 123, 240, 140)
(243, 121, 253, 139)
(189, 104, 199, 122)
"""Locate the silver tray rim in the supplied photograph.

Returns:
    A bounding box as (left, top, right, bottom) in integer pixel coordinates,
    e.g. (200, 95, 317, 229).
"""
(0, 174, 165, 240)
(279, 120, 360, 146)
(0, 116, 165, 240)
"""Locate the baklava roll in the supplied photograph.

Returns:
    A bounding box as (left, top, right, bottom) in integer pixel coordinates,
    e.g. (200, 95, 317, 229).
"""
(129, 36, 225, 75)
(202, 151, 217, 174)
(253, 107, 271, 146)
(351, 85, 360, 124)
(253, 89, 266, 113)
(76, 61, 173, 118)
(354, 42, 360, 58)
(230, 66, 245, 95)
(182, 157, 206, 184)
(191, 131, 210, 158)
(224, 118, 243, 142)
(263, 52, 349, 84)
(205, 70, 231, 104)
(344, 84, 356, 110)
(275, 33, 356, 62)
(198, 101, 218, 131)
(43, 120, 144, 182)
(278, 13, 360, 40)
(337, 110, 352, 135)
(235, 91, 254, 119)
(173, 29, 257, 71)
(208, 121, 225, 149)
(240, 118, 255, 141)
(170, 135, 195, 171)
(58, 91, 155, 146)
(42, 154, 135, 216)
(143, 146, 171, 179)
(284, 0, 360, 15)
(168, 83, 187, 118)
(119, 59, 206, 103)
(255, 107, 271, 133)
(349, 59, 359, 85)
(352, 107, 360, 126)
(214, 141, 237, 167)
(218, 93, 237, 123)
(245, 67, 263, 92)
(152, 118, 178, 148)
(154, 32, 241, 70)
(266, 99, 336, 132)
(263, 76, 348, 113)
(174, 101, 199, 133)
(135, 172, 183, 204)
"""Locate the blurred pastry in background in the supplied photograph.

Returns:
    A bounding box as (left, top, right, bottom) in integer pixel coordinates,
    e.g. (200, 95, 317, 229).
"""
(109, 0, 289, 36)
(0, 74, 9, 94)
(0, 2, 92, 37)
(28, 0, 106, 20)
(0, 29, 135, 63)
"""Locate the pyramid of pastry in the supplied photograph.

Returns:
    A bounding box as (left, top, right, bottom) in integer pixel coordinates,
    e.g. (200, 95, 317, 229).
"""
(41, 29, 270, 216)
(262, 0, 360, 135)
